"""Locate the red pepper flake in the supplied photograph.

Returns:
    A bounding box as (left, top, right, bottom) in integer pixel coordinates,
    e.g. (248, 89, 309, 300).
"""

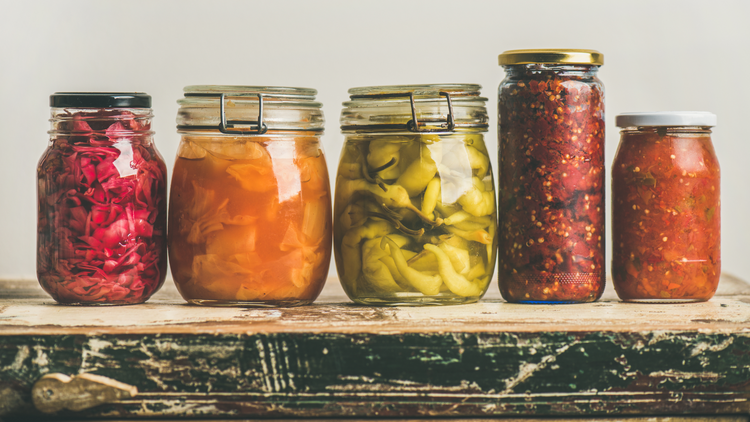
(498, 64, 605, 303)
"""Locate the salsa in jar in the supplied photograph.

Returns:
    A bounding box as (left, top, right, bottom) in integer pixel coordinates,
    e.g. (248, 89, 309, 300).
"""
(497, 49, 606, 303)
(612, 112, 720, 302)
(169, 86, 332, 307)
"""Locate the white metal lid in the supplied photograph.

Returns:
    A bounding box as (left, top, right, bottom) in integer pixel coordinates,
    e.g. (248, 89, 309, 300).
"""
(615, 112, 716, 128)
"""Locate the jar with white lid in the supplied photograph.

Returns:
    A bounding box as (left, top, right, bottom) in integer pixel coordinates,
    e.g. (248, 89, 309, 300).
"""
(612, 112, 720, 302)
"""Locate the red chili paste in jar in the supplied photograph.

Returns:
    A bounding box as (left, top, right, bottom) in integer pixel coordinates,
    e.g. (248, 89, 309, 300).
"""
(497, 50, 605, 303)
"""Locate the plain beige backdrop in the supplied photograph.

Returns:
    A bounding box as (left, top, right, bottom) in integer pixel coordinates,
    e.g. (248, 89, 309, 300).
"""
(1, 0, 748, 284)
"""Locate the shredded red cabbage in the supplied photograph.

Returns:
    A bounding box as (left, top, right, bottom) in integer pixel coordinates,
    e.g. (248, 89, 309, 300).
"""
(37, 109, 167, 304)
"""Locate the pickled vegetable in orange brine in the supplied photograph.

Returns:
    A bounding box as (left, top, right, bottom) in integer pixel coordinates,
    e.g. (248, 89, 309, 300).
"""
(168, 136, 331, 306)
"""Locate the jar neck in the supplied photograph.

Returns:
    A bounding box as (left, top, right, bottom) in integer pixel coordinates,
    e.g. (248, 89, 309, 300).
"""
(502, 64, 600, 79)
(342, 129, 486, 136)
(177, 129, 322, 138)
(620, 127, 713, 137)
(50, 107, 153, 134)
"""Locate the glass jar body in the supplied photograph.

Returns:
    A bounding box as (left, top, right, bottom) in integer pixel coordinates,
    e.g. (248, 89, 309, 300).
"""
(37, 107, 167, 305)
(497, 64, 605, 303)
(333, 132, 497, 306)
(611, 127, 720, 302)
(168, 132, 332, 306)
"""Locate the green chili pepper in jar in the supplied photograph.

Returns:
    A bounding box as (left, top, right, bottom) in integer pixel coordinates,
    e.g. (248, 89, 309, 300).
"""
(335, 85, 497, 305)
(361, 235, 410, 293)
(396, 143, 441, 197)
(381, 237, 442, 296)
(341, 219, 392, 286)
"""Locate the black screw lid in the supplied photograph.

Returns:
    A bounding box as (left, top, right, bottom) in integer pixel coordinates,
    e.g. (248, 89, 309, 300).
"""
(50, 92, 152, 108)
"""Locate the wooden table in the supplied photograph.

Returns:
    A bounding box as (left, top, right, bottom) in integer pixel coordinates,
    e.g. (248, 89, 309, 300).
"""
(1, 275, 749, 421)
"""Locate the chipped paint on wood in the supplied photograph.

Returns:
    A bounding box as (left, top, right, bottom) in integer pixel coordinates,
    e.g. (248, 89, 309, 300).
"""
(0, 330, 749, 420)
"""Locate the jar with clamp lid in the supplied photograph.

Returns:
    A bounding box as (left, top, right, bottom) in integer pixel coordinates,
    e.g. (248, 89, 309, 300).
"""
(169, 86, 332, 307)
(335, 84, 497, 306)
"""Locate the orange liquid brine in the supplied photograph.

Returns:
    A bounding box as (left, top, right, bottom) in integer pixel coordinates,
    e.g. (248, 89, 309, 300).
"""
(168, 135, 332, 306)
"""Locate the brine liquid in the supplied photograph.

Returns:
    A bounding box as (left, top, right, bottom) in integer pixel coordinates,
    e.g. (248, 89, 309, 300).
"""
(168, 136, 332, 305)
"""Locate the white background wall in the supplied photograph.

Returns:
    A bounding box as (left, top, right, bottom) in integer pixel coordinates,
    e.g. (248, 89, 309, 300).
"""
(1, 0, 748, 282)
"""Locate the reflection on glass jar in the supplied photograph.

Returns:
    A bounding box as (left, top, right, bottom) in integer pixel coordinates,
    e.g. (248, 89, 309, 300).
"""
(335, 84, 497, 306)
(497, 49, 606, 304)
(612, 112, 720, 302)
(37, 93, 167, 305)
(169, 86, 331, 307)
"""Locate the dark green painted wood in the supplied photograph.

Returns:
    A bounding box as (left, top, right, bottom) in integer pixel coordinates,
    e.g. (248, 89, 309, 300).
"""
(1, 330, 749, 420)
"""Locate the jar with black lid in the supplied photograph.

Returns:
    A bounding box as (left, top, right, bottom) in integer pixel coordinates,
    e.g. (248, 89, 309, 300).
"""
(37, 93, 167, 305)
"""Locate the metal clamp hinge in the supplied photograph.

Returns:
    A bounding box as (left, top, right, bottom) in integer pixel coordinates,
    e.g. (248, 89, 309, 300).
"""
(407, 91, 455, 133)
(219, 92, 268, 135)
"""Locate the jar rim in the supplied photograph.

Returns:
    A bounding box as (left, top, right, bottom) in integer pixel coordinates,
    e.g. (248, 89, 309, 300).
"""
(498, 49, 603, 66)
(348, 84, 483, 98)
(183, 85, 317, 99)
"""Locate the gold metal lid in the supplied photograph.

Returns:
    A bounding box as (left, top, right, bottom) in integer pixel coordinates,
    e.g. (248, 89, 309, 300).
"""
(498, 49, 603, 66)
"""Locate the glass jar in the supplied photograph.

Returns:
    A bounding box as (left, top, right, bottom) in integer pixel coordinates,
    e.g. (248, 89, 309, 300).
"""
(170, 86, 331, 307)
(497, 49, 606, 303)
(335, 84, 497, 306)
(612, 112, 720, 302)
(37, 93, 167, 305)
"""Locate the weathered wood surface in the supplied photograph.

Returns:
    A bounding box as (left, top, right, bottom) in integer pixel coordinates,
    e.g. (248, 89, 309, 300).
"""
(65, 418, 750, 422)
(0, 275, 749, 420)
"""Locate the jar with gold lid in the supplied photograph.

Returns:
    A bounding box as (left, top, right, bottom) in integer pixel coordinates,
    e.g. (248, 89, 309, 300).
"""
(497, 49, 606, 303)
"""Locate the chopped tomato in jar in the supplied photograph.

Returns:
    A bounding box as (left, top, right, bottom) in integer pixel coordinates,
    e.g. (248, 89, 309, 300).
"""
(612, 113, 720, 302)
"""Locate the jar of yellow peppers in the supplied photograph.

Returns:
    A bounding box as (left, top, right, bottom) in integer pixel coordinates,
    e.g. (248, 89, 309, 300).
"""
(335, 84, 497, 305)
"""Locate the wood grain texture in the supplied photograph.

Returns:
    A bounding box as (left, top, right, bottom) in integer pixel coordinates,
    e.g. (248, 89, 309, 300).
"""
(0, 275, 749, 420)
(62, 419, 750, 422)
